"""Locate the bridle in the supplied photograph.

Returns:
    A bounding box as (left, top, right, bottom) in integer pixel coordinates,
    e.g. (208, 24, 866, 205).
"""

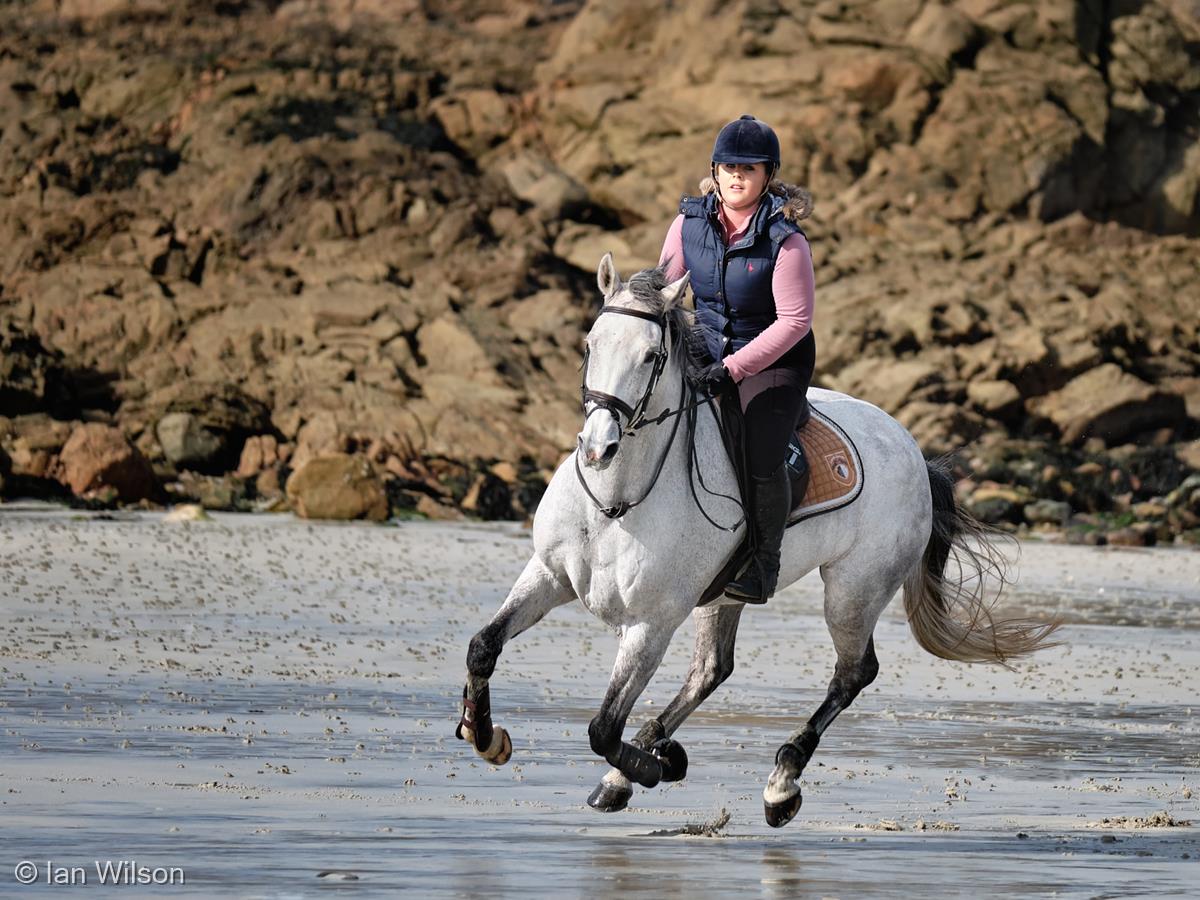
(579, 305, 670, 435)
(575, 302, 746, 529)
(575, 305, 685, 519)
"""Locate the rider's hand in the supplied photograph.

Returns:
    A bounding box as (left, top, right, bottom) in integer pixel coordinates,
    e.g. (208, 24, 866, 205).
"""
(699, 362, 733, 395)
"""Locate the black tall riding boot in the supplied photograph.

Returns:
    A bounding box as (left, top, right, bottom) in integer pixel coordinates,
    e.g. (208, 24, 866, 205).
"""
(725, 463, 792, 605)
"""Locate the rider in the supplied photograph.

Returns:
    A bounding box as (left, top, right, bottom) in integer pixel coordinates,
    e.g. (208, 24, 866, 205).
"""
(658, 114, 815, 604)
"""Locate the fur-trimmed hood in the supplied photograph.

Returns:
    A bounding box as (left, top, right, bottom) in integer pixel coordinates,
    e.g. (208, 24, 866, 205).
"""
(697, 176, 813, 222)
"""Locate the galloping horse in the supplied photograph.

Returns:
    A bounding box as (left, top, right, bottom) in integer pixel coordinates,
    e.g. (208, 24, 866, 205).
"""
(456, 254, 1056, 827)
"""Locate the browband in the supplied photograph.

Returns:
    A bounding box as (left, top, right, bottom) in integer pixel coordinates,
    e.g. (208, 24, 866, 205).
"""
(598, 305, 664, 324)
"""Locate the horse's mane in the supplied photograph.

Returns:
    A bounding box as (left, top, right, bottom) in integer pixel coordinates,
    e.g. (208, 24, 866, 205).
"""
(622, 265, 708, 378)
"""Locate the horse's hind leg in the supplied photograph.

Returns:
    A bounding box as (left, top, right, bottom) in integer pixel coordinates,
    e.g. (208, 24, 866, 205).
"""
(763, 568, 897, 827)
(589, 604, 744, 812)
(457, 555, 573, 765)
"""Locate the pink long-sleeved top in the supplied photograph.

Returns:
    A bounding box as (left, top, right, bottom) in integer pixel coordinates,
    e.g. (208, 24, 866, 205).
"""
(658, 210, 814, 383)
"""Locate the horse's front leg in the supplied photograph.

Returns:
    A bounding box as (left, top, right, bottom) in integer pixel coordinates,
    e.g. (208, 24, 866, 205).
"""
(586, 620, 684, 797)
(589, 604, 744, 812)
(457, 555, 573, 765)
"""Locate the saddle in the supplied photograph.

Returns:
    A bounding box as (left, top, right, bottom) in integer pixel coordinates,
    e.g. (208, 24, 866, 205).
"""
(697, 392, 864, 606)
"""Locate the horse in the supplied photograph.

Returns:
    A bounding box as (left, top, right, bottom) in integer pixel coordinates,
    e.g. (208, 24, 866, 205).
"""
(455, 253, 1057, 827)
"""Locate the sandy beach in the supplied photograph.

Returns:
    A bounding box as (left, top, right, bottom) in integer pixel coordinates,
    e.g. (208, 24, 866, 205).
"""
(1, 506, 1197, 897)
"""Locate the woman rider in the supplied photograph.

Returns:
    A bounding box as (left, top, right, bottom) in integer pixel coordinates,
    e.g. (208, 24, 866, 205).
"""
(658, 114, 815, 604)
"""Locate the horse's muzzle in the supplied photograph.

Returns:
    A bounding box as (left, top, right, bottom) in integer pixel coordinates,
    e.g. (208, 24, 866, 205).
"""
(578, 410, 621, 470)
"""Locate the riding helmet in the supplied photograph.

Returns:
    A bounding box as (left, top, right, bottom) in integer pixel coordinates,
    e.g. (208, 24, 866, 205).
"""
(711, 114, 781, 167)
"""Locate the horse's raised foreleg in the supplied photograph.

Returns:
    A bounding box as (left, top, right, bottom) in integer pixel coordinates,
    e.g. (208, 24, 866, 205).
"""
(457, 555, 573, 765)
(588, 604, 743, 812)
(764, 636, 879, 827)
(586, 621, 682, 796)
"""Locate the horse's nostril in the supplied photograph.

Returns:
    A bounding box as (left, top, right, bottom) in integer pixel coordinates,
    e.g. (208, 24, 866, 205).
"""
(601, 442, 619, 463)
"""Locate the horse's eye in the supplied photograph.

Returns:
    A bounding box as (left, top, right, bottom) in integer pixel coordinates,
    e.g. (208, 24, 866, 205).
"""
(643, 350, 658, 364)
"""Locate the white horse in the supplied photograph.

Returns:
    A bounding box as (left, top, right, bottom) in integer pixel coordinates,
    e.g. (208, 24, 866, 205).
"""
(456, 254, 1057, 827)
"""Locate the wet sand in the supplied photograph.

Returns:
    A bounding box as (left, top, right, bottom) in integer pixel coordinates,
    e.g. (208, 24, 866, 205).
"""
(1, 507, 1197, 897)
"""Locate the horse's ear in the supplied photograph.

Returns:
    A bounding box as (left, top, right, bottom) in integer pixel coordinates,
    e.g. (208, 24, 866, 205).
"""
(661, 271, 690, 310)
(597, 252, 620, 300)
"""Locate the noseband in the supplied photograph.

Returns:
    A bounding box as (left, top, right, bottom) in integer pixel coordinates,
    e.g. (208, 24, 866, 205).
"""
(576, 304, 688, 519)
(579, 305, 669, 434)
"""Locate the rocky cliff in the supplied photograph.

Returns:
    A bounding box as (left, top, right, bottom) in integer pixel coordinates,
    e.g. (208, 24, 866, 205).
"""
(1, 0, 1198, 542)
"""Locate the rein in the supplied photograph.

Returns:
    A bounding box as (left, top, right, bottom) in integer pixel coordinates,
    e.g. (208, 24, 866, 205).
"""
(575, 304, 744, 526)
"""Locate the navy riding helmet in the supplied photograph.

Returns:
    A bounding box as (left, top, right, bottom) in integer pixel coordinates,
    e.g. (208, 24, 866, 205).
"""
(711, 114, 781, 168)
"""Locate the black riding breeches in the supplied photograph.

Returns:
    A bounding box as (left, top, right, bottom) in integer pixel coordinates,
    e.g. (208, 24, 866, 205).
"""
(737, 367, 809, 479)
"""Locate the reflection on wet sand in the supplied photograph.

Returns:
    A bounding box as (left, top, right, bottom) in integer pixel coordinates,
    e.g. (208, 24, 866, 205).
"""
(0, 511, 1196, 896)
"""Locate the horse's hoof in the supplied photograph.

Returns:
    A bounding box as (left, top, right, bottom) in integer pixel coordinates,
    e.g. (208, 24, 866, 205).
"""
(481, 726, 512, 765)
(763, 789, 803, 828)
(651, 739, 688, 783)
(587, 780, 633, 813)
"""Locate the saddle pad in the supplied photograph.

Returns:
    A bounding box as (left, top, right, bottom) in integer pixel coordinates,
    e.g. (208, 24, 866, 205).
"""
(787, 406, 863, 526)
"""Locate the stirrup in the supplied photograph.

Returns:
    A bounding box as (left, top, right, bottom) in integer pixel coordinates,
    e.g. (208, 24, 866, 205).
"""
(724, 560, 772, 604)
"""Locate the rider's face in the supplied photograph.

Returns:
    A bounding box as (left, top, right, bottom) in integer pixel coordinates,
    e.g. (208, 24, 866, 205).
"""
(715, 162, 768, 210)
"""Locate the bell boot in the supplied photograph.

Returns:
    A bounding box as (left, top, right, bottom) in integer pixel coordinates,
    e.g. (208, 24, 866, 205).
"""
(725, 463, 791, 604)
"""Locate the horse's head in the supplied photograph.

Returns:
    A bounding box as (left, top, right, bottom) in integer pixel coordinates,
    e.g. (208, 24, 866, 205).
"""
(577, 253, 689, 470)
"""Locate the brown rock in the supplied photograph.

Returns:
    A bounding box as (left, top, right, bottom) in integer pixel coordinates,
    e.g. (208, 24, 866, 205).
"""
(904, 3, 980, 62)
(415, 493, 462, 521)
(553, 223, 635, 273)
(255, 466, 284, 500)
(156, 412, 225, 471)
(966, 379, 1022, 422)
(834, 358, 942, 415)
(1029, 364, 1187, 445)
(285, 453, 388, 521)
(498, 153, 589, 219)
(169, 472, 250, 511)
(490, 460, 519, 483)
(57, 423, 155, 502)
(1177, 440, 1200, 470)
(1132, 500, 1168, 519)
(431, 89, 515, 154)
(1107, 526, 1152, 547)
(237, 435, 282, 478)
(6, 414, 76, 479)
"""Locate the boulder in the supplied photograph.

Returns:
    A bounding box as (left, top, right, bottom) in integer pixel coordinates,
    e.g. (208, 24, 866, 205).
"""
(156, 412, 225, 471)
(286, 453, 388, 521)
(57, 423, 155, 502)
(965, 487, 1024, 525)
(966, 379, 1022, 422)
(1029, 364, 1188, 445)
(904, 3, 980, 63)
(498, 153, 589, 219)
(415, 493, 462, 520)
(1176, 441, 1200, 472)
(168, 472, 251, 511)
(1024, 499, 1071, 526)
(6, 414, 75, 479)
(431, 89, 515, 154)
(236, 434, 288, 478)
(834, 358, 942, 415)
(150, 384, 274, 474)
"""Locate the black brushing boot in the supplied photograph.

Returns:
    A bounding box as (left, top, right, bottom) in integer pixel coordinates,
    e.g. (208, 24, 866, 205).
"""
(725, 463, 793, 604)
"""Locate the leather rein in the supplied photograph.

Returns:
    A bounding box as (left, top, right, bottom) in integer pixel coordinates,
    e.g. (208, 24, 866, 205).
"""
(575, 305, 713, 520)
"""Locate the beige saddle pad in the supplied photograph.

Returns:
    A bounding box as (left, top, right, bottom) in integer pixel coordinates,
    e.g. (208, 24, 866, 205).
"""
(787, 406, 864, 525)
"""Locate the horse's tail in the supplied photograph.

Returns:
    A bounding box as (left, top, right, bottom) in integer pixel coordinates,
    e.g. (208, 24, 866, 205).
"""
(903, 458, 1060, 668)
